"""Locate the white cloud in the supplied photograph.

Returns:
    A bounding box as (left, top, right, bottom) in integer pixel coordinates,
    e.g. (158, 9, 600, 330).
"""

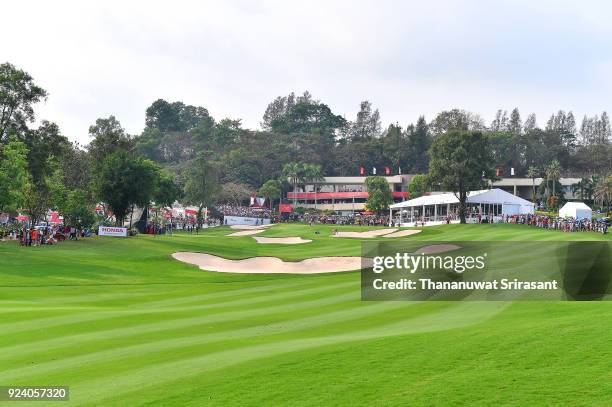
(3, 0, 612, 143)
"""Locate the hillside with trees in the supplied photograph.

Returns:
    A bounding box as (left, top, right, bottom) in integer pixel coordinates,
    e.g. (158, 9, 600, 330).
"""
(1, 61, 612, 226)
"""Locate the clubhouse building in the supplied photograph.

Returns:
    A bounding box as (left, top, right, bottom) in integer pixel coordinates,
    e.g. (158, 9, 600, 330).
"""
(282, 174, 412, 214)
(280, 174, 582, 216)
(492, 177, 581, 200)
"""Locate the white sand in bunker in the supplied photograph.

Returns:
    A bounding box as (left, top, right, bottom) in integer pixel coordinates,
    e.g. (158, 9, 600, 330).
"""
(229, 224, 273, 230)
(333, 229, 398, 238)
(252, 236, 312, 244)
(227, 230, 264, 237)
(172, 252, 362, 274)
(415, 244, 462, 254)
(382, 230, 422, 238)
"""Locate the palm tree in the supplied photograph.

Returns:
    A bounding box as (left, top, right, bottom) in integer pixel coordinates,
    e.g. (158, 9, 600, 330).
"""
(545, 160, 561, 198)
(303, 163, 325, 210)
(258, 179, 281, 213)
(527, 166, 539, 203)
(282, 162, 304, 206)
(594, 175, 612, 213)
(586, 175, 599, 201)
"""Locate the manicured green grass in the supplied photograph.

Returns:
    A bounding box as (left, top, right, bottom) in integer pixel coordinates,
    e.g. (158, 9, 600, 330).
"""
(0, 224, 610, 406)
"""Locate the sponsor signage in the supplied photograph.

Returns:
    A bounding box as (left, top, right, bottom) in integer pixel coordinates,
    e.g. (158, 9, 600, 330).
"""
(223, 216, 271, 226)
(99, 226, 128, 237)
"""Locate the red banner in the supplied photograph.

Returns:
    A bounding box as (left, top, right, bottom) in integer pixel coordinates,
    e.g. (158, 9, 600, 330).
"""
(287, 191, 408, 199)
(359, 167, 365, 175)
(279, 203, 293, 213)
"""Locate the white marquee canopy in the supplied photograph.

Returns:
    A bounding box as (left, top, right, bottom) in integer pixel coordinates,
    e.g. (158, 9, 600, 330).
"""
(390, 188, 535, 225)
(559, 202, 592, 220)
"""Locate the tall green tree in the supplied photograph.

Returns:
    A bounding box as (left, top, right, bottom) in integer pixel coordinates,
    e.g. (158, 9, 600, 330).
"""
(405, 117, 430, 173)
(282, 162, 305, 205)
(219, 182, 254, 206)
(527, 166, 540, 202)
(407, 174, 428, 199)
(302, 163, 324, 209)
(429, 109, 485, 137)
(347, 100, 382, 140)
(571, 177, 594, 201)
(545, 160, 561, 198)
(57, 190, 96, 228)
(154, 172, 181, 208)
(24, 121, 70, 185)
(183, 154, 221, 226)
(523, 113, 538, 134)
(22, 156, 61, 225)
(427, 130, 496, 223)
(270, 100, 346, 135)
(594, 175, 612, 212)
(259, 179, 282, 211)
(0, 62, 47, 141)
(508, 108, 522, 135)
(381, 123, 405, 173)
(364, 176, 393, 214)
(95, 151, 159, 226)
(0, 139, 30, 213)
(87, 116, 133, 164)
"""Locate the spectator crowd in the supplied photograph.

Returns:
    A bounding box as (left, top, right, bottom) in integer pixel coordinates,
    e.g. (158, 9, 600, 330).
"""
(216, 204, 271, 219)
(503, 214, 608, 234)
(10, 224, 93, 246)
(302, 213, 389, 226)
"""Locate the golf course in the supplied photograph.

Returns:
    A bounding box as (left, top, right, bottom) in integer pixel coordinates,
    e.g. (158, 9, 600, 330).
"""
(1, 223, 611, 406)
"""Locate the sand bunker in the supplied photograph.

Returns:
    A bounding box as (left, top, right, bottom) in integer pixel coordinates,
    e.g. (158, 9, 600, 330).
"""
(333, 229, 397, 238)
(382, 230, 422, 238)
(229, 224, 273, 230)
(227, 230, 264, 237)
(415, 244, 462, 254)
(172, 252, 361, 274)
(252, 236, 312, 244)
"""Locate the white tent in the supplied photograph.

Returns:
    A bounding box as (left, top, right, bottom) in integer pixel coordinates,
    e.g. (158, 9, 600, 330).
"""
(389, 188, 535, 225)
(465, 188, 535, 216)
(559, 202, 592, 220)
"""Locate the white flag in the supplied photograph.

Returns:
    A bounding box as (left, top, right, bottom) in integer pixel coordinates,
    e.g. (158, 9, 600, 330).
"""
(372, 167, 377, 175)
(510, 167, 515, 176)
(398, 166, 402, 174)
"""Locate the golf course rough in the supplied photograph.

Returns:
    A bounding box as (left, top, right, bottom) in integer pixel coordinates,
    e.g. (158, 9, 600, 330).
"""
(1, 223, 611, 406)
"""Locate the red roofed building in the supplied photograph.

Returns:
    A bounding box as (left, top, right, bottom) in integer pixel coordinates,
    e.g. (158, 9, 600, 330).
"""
(286, 174, 413, 214)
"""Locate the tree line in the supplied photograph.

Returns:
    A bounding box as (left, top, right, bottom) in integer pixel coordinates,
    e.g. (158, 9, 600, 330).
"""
(1, 61, 611, 226)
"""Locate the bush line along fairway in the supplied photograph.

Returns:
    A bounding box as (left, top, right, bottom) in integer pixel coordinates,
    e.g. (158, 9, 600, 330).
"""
(0, 223, 611, 406)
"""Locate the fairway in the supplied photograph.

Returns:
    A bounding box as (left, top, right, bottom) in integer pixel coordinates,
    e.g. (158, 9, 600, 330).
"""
(1, 224, 611, 406)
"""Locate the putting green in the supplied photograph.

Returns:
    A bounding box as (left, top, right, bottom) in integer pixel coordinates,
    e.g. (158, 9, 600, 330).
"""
(0, 223, 610, 406)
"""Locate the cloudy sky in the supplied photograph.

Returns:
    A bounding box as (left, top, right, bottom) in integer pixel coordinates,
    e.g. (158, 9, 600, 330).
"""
(4, 0, 612, 143)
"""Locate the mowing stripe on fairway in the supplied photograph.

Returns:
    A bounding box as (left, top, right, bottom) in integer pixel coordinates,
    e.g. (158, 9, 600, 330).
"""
(0, 279, 355, 335)
(0, 301, 420, 382)
(0, 283, 361, 359)
(57, 302, 509, 406)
